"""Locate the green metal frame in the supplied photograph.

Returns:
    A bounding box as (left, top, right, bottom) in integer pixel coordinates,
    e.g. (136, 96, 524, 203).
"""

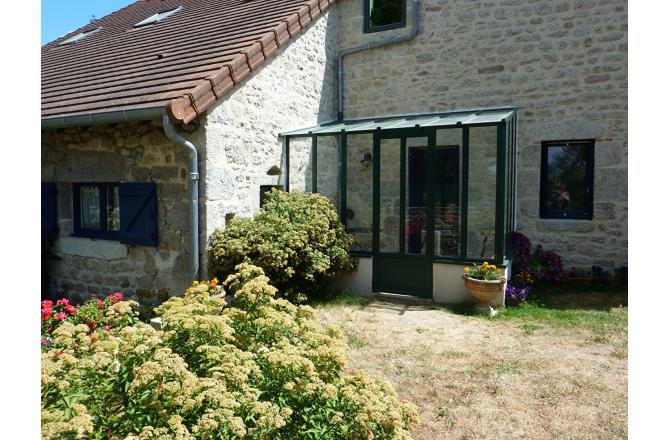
(371, 128, 435, 297)
(283, 110, 517, 296)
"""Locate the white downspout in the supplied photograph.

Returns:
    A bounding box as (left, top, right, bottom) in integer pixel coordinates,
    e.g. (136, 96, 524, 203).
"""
(162, 114, 200, 279)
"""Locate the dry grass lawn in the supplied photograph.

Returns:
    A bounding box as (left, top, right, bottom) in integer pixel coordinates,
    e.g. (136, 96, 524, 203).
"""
(314, 290, 627, 440)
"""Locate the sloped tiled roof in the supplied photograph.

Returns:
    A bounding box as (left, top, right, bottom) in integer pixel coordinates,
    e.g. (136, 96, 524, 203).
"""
(42, 0, 335, 124)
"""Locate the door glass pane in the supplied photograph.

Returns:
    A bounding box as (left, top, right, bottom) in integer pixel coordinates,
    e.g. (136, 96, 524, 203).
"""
(434, 129, 462, 257)
(405, 137, 428, 255)
(379, 138, 400, 253)
(346, 134, 374, 252)
(467, 126, 497, 259)
(288, 137, 313, 192)
(80, 185, 101, 229)
(107, 185, 120, 231)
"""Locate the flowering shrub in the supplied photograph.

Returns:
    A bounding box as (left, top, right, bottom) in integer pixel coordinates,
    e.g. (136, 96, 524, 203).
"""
(464, 261, 503, 281)
(504, 270, 534, 305)
(532, 244, 567, 284)
(41, 264, 418, 439)
(208, 189, 356, 300)
(508, 231, 531, 268)
(505, 284, 531, 305)
(41, 293, 138, 348)
(507, 232, 568, 285)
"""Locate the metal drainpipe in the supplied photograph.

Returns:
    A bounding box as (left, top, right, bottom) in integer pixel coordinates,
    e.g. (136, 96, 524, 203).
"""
(337, 0, 421, 121)
(162, 114, 200, 280)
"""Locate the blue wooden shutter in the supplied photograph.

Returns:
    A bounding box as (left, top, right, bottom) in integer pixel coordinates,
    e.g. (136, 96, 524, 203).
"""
(41, 182, 58, 239)
(119, 182, 158, 246)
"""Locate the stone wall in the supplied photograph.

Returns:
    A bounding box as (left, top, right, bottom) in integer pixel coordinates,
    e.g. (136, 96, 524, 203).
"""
(200, 12, 339, 277)
(334, 0, 628, 268)
(41, 120, 202, 312)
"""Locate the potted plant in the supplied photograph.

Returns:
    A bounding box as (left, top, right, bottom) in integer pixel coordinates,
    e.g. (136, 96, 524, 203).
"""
(462, 262, 506, 311)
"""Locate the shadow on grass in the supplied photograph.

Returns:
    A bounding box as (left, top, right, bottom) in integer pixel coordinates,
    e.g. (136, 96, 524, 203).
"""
(529, 282, 627, 311)
(447, 283, 628, 333)
(308, 290, 373, 308)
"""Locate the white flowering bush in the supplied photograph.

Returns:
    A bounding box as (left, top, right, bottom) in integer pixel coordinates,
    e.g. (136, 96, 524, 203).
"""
(208, 190, 356, 300)
(41, 264, 417, 439)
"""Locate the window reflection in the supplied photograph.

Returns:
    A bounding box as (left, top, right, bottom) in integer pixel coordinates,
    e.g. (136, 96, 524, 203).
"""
(80, 185, 101, 229)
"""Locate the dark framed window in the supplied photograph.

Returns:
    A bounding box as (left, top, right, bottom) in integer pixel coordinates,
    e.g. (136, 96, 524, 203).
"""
(364, 0, 406, 33)
(540, 139, 594, 220)
(72, 183, 120, 239)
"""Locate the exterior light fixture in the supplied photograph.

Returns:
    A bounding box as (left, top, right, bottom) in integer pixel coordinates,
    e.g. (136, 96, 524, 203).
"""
(266, 165, 282, 176)
(360, 152, 372, 168)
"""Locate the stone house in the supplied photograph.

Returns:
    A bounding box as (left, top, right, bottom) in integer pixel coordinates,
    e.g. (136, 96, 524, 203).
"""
(41, 0, 627, 307)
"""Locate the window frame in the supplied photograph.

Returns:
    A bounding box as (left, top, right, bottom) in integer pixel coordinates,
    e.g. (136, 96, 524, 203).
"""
(363, 0, 407, 34)
(539, 139, 595, 220)
(72, 182, 120, 240)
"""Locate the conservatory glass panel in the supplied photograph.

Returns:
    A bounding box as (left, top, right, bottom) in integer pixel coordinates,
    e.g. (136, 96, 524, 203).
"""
(434, 128, 462, 257)
(288, 137, 313, 193)
(405, 137, 429, 255)
(346, 134, 374, 252)
(467, 126, 497, 259)
(316, 135, 340, 206)
(379, 138, 401, 253)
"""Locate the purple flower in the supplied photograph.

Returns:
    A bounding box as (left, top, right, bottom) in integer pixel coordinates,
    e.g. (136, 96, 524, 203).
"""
(505, 283, 531, 306)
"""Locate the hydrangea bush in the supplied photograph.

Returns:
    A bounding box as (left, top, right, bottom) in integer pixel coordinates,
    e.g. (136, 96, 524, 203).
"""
(208, 190, 356, 301)
(41, 264, 418, 439)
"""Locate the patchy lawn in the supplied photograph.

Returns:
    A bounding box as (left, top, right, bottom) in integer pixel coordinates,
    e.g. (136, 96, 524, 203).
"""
(313, 287, 627, 439)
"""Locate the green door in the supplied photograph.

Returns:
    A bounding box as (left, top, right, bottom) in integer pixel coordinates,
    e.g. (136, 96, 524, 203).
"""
(373, 130, 435, 298)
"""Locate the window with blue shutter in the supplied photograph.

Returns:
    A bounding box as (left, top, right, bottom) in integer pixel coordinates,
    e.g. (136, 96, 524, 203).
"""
(119, 182, 158, 247)
(41, 182, 58, 239)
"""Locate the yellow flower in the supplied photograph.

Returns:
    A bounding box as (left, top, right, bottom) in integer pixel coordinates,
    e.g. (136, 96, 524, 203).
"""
(464, 267, 470, 273)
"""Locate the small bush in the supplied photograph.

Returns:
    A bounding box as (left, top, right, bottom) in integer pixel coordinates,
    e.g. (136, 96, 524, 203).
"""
(208, 190, 356, 300)
(41, 264, 418, 439)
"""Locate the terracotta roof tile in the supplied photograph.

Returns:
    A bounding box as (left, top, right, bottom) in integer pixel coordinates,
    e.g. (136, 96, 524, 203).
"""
(42, 0, 335, 124)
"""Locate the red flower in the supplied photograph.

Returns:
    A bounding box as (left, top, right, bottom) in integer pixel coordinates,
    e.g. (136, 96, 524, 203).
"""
(42, 309, 52, 320)
(41, 339, 49, 346)
(87, 322, 97, 330)
(42, 300, 53, 308)
(64, 305, 77, 315)
(56, 298, 70, 306)
(108, 292, 123, 304)
(97, 299, 104, 309)
(55, 312, 67, 321)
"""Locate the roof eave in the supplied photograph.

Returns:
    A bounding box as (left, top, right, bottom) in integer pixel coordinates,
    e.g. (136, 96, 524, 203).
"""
(168, 0, 336, 124)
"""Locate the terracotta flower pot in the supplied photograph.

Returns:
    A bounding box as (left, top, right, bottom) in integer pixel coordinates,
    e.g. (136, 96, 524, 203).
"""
(462, 274, 506, 311)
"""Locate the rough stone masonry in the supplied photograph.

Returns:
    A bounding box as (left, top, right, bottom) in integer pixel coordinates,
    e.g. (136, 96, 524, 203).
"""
(335, 0, 627, 268)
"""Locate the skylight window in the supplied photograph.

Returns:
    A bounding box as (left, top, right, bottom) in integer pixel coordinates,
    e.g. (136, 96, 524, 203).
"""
(135, 5, 182, 27)
(57, 27, 102, 46)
